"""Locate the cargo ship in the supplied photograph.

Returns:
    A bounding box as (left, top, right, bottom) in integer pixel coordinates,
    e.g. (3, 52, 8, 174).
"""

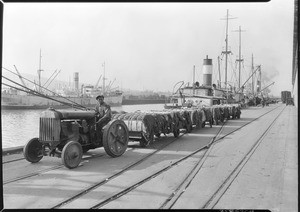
(122, 94, 169, 105)
(1, 89, 123, 110)
(165, 10, 270, 109)
(1, 58, 123, 110)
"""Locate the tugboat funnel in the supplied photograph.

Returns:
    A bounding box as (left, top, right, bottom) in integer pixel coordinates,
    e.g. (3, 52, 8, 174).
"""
(203, 55, 213, 87)
(74, 72, 79, 92)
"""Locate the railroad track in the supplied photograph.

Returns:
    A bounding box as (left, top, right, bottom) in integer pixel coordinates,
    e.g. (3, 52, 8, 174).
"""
(201, 105, 286, 209)
(3, 153, 105, 185)
(50, 105, 282, 209)
(162, 105, 285, 209)
(3, 129, 186, 185)
(2, 157, 26, 164)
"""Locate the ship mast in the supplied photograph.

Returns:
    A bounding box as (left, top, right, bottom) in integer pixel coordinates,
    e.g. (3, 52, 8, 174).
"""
(233, 26, 246, 89)
(221, 9, 236, 90)
(255, 65, 262, 96)
(217, 56, 221, 88)
(258, 65, 262, 94)
(251, 54, 254, 95)
(37, 49, 43, 93)
(102, 62, 106, 95)
(193, 65, 195, 94)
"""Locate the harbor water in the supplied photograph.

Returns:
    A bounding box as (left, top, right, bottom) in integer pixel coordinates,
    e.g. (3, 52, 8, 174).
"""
(1, 104, 165, 149)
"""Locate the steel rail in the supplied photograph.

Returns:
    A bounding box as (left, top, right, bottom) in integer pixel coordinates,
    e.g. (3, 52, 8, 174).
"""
(160, 120, 227, 209)
(161, 105, 282, 209)
(89, 106, 281, 209)
(3, 105, 281, 208)
(51, 106, 280, 209)
(202, 106, 286, 209)
(3, 164, 66, 185)
(2, 154, 105, 185)
(52, 132, 186, 208)
(3, 129, 184, 186)
(2, 157, 26, 164)
(3, 131, 183, 185)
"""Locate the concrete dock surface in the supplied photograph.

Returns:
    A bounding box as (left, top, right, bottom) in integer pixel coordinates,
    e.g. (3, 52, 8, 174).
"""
(214, 105, 298, 211)
(170, 104, 298, 211)
(1, 104, 298, 210)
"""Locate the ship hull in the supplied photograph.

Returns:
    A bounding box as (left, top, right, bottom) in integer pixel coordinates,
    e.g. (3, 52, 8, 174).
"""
(122, 99, 168, 105)
(1, 93, 123, 110)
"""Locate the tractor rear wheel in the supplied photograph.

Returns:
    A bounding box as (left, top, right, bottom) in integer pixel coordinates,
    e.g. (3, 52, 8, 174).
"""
(103, 120, 129, 157)
(61, 141, 83, 169)
(23, 137, 43, 163)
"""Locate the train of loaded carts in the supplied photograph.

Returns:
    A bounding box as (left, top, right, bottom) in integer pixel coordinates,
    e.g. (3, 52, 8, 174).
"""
(23, 104, 241, 169)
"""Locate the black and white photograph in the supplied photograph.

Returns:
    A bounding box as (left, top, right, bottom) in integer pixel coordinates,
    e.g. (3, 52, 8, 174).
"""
(1, 1, 298, 210)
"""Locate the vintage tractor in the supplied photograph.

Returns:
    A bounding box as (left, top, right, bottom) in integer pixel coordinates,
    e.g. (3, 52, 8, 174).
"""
(23, 107, 129, 169)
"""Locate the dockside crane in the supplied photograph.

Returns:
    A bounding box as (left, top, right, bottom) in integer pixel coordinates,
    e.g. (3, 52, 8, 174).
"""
(260, 82, 275, 94)
(43, 69, 57, 87)
(106, 78, 116, 92)
(45, 70, 61, 90)
(94, 75, 102, 89)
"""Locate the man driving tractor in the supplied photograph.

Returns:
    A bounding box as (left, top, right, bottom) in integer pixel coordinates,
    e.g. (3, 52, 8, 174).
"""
(95, 95, 112, 138)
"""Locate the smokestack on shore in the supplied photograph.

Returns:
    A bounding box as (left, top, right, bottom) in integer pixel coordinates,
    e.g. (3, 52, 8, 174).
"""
(202, 55, 213, 87)
(74, 72, 79, 91)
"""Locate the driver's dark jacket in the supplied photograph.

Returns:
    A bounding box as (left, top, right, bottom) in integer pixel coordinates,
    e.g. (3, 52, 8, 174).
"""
(95, 102, 112, 120)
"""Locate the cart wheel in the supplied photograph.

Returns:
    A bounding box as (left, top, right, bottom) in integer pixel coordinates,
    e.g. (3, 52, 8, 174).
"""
(186, 123, 192, 133)
(232, 111, 236, 119)
(103, 119, 129, 157)
(196, 121, 201, 129)
(61, 141, 83, 169)
(23, 137, 43, 163)
(82, 147, 89, 153)
(173, 128, 180, 138)
(140, 131, 154, 147)
(215, 119, 219, 125)
(220, 116, 224, 123)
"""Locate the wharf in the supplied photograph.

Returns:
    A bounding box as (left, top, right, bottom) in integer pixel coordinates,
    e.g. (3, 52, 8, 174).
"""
(1, 104, 298, 210)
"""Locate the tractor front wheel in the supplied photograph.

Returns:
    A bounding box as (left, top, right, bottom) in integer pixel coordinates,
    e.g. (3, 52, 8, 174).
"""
(61, 141, 83, 169)
(23, 137, 43, 163)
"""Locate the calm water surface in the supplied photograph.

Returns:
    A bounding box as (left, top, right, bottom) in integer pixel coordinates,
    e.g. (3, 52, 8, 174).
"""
(1, 104, 165, 149)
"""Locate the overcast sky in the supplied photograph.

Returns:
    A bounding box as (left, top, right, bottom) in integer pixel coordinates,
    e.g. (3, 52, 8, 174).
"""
(2, 1, 295, 96)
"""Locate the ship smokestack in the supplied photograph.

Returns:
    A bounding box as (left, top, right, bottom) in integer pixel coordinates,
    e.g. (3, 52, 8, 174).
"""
(74, 72, 79, 91)
(202, 55, 213, 86)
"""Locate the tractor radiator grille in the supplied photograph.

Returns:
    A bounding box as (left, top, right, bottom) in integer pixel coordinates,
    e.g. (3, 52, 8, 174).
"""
(39, 117, 61, 142)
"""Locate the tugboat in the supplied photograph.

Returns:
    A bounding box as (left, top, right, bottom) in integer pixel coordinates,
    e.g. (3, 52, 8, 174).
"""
(164, 56, 226, 109)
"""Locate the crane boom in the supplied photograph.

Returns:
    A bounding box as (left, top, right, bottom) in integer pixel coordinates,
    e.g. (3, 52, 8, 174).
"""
(45, 70, 61, 89)
(260, 82, 275, 93)
(94, 75, 102, 88)
(106, 78, 116, 92)
(43, 69, 57, 87)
